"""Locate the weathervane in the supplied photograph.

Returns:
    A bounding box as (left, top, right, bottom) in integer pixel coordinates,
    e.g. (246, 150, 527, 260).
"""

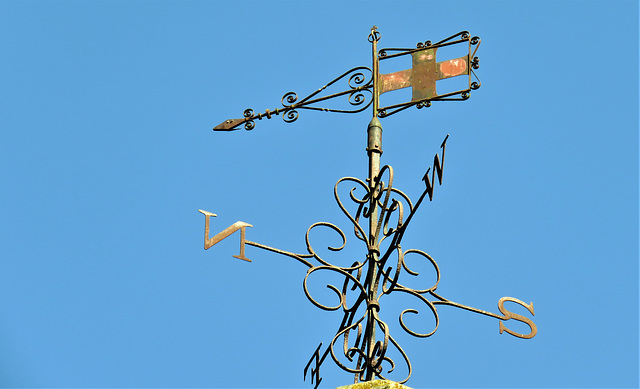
(201, 27, 536, 388)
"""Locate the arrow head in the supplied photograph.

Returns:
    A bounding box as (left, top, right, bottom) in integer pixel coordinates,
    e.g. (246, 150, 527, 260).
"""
(213, 118, 245, 131)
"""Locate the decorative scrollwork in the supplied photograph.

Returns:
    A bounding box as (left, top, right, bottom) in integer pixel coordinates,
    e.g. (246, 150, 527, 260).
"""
(472, 56, 480, 69)
(416, 101, 431, 109)
(348, 71, 368, 88)
(304, 265, 367, 312)
(204, 159, 455, 382)
(398, 299, 439, 338)
(214, 66, 373, 131)
(301, 144, 521, 384)
(368, 26, 381, 43)
(304, 162, 449, 383)
(273, 67, 374, 124)
(243, 108, 255, 130)
(282, 92, 298, 105)
(305, 222, 347, 266)
(283, 109, 299, 123)
(349, 90, 367, 106)
(334, 177, 369, 236)
(283, 67, 372, 110)
(470, 52, 482, 92)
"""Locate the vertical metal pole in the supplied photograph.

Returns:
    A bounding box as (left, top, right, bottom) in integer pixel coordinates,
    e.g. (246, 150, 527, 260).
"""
(369, 28, 381, 246)
(364, 26, 382, 382)
(372, 27, 379, 118)
(365, 117, 382, 382)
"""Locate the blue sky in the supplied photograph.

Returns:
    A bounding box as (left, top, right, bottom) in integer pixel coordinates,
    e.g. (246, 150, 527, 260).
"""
(0, 1, 637, 388)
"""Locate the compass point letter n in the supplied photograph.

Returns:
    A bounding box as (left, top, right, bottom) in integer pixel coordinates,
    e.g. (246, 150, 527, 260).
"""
(198, 210, 253, 262)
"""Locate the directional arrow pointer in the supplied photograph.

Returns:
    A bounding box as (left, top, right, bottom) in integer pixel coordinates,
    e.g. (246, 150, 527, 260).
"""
(213, 118, 246, 131)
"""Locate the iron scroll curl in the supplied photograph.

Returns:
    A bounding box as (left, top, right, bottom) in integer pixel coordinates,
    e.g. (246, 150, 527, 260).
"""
(279, 66, 374, 123)
(214, 67, 374, 131)
(293, 165, 453, 383)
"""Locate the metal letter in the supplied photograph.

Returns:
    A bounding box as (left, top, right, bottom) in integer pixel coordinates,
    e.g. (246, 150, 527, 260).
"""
(198, 210, 253, 262)
(304, 342, 329, 389)
(498, 297, 537, 339)
(422, 134, 448, 201)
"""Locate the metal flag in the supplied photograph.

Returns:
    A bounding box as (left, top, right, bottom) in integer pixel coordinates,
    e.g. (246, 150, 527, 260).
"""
(212, 30, 480, 131)
(375, 30, 481, 117)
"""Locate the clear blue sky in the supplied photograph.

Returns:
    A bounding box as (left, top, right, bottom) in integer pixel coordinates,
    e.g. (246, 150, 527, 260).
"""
(0, 1, 637, 388)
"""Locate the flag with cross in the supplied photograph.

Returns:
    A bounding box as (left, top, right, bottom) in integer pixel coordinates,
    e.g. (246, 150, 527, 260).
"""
(379, 49, 469, 101)
(212, 31, 480, 131)
(375, 31, 481, 117)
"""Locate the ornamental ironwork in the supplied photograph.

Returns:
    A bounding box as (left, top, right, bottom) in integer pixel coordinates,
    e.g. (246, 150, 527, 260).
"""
(201, 27, 536, 387)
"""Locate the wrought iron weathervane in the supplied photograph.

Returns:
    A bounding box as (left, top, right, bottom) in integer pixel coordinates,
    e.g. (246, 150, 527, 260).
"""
(201, 27, 537, 388)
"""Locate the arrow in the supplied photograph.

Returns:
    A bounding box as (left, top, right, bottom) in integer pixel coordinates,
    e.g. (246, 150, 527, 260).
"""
(213, 118, 246, 131)
(212, 66, 374, 132)
(213, 107, 288, 131)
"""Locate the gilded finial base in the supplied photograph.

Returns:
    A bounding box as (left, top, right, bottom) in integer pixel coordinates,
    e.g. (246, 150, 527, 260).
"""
(336, 380, 412, 389)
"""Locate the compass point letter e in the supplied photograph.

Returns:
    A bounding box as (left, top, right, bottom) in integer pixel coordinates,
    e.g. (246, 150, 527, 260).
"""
(198, 210, 253, 262)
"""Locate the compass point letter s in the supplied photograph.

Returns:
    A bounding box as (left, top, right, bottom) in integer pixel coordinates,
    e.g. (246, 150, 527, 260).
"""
(498, 296, 537, 339)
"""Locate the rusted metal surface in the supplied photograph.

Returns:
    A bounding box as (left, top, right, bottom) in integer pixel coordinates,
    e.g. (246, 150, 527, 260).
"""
(213, 118, 247, 131)
(213, 30, 480, 131)
(378, 51, 470, 101)
(376, 31, 481, 117)
(203, 27, 536, 389)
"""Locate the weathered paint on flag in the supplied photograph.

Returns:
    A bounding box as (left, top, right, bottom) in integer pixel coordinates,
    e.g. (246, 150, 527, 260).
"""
(378, 47, 469, 101)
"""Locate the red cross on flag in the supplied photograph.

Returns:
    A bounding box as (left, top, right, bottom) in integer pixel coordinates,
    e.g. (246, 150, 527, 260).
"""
(376, 31, 480, 117)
